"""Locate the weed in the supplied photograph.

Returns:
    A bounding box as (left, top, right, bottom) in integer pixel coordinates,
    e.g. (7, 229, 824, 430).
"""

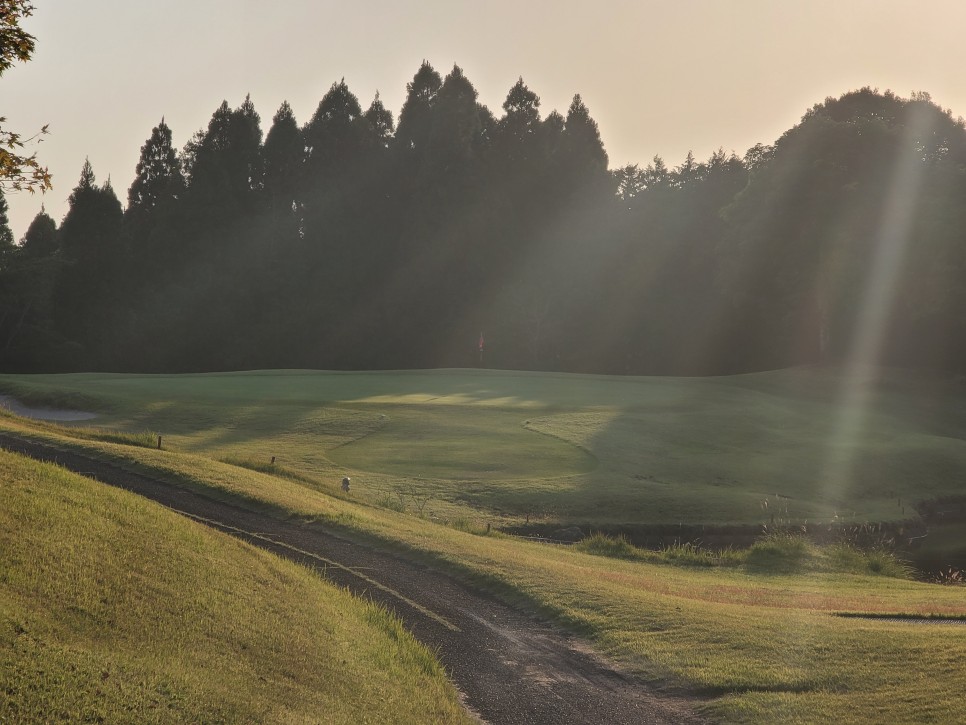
(447, 517, 491, 536)
(932, 567, 964, 586)
(662, 541, 743, 568)
(390, 484, 432, 516)
(377, 493, 407, 513)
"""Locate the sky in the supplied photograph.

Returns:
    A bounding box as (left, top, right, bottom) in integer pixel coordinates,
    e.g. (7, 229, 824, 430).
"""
(3, 0, 966, 238)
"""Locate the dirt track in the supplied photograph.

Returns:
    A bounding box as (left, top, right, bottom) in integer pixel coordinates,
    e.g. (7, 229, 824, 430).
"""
(0, 434, 707, 724)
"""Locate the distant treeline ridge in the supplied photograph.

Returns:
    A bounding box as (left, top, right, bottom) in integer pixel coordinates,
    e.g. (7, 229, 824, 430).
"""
(1, 67, 964, 375)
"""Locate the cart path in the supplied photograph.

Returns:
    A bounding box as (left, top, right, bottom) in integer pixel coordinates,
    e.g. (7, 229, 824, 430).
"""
(0, 434, 708, 725)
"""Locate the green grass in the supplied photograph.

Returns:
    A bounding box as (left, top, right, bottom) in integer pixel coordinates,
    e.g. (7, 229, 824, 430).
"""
(2, 367, 966, 723)
(3, 366, 964, 526)
(0, 449, 470, 724)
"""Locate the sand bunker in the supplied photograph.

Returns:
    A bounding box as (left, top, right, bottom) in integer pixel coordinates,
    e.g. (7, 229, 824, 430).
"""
(0, 395, 98, 422)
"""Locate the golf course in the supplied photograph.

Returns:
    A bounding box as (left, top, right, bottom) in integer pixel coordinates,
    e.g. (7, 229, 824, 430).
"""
(2, 366, 965, 723)
(7, 4, 966, 721)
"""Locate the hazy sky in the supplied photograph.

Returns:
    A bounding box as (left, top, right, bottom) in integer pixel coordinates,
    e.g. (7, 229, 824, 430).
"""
(4, 0, 965, 237)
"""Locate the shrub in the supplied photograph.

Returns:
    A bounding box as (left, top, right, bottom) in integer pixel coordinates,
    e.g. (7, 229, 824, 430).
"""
(574, 532, 643, 560)
(745, 533, 816, 573)
(825, 542, 913, 579)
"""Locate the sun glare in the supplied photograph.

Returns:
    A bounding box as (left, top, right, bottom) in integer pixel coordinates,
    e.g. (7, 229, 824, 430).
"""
(820, 105, 936, 509)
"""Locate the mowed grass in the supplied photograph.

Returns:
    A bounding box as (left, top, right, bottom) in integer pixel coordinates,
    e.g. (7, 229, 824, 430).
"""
(3, 366, 966, 525)
(1, 413, 964, 723)
(0, 449, 470, 724)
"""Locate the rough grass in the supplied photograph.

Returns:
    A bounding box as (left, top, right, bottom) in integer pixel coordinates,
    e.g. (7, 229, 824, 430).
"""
(0, 449, 470, 724)
(574, 532, 913, 577)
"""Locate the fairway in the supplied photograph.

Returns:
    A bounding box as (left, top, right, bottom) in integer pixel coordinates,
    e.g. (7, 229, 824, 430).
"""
(2, 366, 966, 527)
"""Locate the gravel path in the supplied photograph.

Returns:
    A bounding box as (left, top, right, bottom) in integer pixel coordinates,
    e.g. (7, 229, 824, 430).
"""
(0, 434, 707, 724)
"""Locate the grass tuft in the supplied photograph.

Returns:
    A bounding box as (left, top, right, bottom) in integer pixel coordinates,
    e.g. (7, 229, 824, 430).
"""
(662, 541, 743, 568)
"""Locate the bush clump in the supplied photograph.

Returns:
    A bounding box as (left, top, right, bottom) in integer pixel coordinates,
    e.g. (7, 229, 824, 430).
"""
(574, 532, 644, 560)
(745, 533, 816, 573)
(572, 531, 913, 579)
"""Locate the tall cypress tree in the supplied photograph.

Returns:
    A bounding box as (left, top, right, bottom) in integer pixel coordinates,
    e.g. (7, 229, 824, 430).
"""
(302, 80, 365, 182)
(495, 78, 541, 164)
(426, 65, 483, 181)
(51, 160, 124, 366)
(127, 118, 184, 217)
(263, 101, 303, 217)
(395, 61, 442, 154)
(184, 97, 263, 223)
(125, 118, 186, 284)
(364, 92, 395, 147)
(560, 94, 609, 191)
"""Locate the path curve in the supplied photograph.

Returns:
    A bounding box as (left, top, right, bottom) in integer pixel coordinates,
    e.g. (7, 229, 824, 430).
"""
(0, 434, 706, 725)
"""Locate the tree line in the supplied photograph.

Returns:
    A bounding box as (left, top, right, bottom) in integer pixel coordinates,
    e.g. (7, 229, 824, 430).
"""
(2, 67, 965, 376)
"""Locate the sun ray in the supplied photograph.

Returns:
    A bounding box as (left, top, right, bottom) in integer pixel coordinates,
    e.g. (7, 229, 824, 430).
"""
(821, 103, 937, 510)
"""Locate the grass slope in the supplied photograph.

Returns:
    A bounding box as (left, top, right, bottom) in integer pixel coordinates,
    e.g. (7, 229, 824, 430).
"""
(0, 449, 470, 724)
(1, 412, 964, 723)
(2, 368, 966, 722)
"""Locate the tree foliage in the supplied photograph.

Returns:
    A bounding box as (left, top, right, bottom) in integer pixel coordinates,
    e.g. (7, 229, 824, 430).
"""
(3, 74, 966, 377)
(0, 0, 50, 193)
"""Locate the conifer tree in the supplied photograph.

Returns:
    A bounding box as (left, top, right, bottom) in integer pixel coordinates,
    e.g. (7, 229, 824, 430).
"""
(495, 78, 542, 162)
(0, 206, 59, 366)
(303, 79, 365, 179)
(395, 61, 442, 153)
(124, 118, 188, 287)
(429, 65, 483, 167)
(263, 101, 303, 215)
(364, 92, 395, 147)
(52, 160, 124, 362)
(19, 205, 56, 258)
(127, 118, 184, 216)
(185, 97, 263, 216)
(561, 94, 609, 180)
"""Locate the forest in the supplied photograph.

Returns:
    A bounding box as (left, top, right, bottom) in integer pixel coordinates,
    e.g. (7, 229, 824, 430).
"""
(2, 63, 965, 376)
